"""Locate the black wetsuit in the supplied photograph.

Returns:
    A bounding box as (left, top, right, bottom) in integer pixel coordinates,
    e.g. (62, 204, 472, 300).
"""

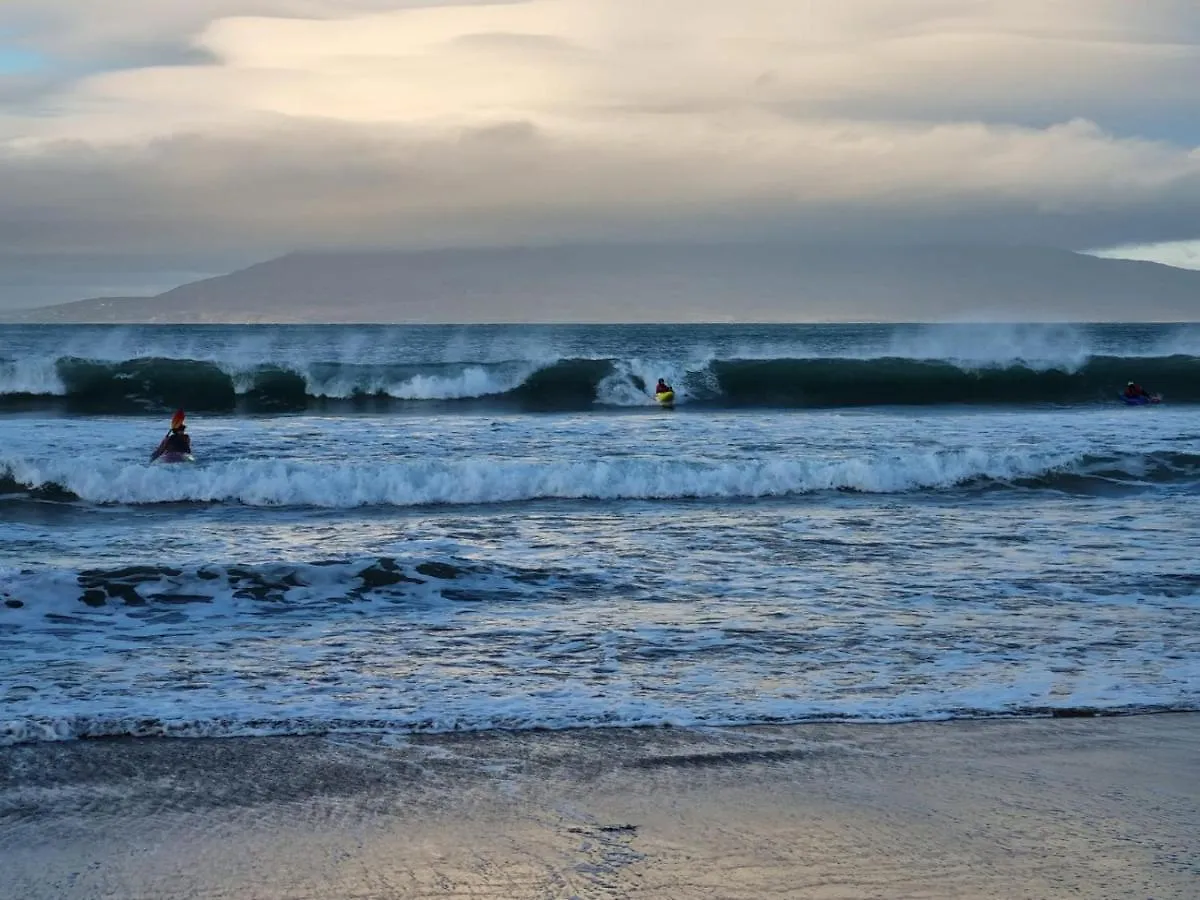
(151, 430, 191, 461)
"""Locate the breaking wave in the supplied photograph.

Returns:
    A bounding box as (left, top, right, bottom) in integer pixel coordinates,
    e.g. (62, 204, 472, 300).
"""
(1, 354, 1199, 413)
(3, 450, 1197, 508)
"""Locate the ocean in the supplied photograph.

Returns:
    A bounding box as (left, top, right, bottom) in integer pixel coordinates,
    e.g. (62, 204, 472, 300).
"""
(1, 322, 1198, 745)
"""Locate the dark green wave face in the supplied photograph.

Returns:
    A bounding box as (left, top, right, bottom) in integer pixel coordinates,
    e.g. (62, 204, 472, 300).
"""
(708, 356, 1199, 407)
(53, 358, 239, 413)
(0, 352, 1194, 414)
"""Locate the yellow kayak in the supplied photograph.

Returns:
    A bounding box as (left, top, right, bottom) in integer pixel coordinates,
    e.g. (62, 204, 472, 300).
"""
(655, 390, 675, 406)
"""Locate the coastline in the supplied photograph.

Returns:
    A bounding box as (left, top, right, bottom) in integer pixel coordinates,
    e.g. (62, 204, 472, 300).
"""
(1, 714, 1196, 899)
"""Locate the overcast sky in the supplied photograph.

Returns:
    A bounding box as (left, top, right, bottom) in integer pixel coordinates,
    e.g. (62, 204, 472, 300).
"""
(2, 0, 1200, 308)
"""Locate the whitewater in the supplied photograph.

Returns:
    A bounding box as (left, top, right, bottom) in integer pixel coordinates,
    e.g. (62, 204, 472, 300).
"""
(1, 323, 1198, 746)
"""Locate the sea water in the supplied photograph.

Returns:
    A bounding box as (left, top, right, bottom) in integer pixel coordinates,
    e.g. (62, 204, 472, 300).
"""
(1, 323, 1198, 744)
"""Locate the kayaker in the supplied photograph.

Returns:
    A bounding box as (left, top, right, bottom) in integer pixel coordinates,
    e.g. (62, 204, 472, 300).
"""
(150, 423, 191, 462)
(1124, 381, 1151, 400)
(655, 378, 672, 395)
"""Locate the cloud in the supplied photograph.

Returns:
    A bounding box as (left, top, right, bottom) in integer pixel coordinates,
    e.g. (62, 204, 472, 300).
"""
(4, 116, 1197, 252)
(1091, 239, 1200, 271)
(19, 1, 1200, 133)
(2, 0, 1200, 305)
(2, 1, 467, 66)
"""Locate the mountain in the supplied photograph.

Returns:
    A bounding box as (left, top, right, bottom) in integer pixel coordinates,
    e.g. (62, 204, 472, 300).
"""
(4, 244, 1199, 323)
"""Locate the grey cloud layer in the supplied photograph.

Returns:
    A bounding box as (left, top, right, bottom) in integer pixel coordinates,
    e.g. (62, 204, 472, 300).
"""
(2, 0, 1200, 305)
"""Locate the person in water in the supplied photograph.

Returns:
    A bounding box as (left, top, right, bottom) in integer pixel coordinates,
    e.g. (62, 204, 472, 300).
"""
(655, 378, 673, 395)
(150, 423, 191, 462)
(1124, 381, 1151, 400)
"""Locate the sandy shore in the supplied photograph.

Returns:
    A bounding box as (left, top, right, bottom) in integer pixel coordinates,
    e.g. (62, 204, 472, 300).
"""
(1, 714, 1196, 899)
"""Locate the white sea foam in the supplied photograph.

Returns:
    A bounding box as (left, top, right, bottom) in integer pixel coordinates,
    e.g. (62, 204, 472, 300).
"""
(0, 356, 67, 396)
(1, 447, 1087, 507)
(1, 656, 1194, 747)
(299, 362, 544, 400)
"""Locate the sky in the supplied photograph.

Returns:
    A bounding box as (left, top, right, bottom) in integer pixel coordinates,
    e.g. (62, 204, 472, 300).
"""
(2, 0, 1200, 308)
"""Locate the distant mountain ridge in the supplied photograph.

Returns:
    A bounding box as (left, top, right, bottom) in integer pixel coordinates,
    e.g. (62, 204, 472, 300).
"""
(4, 244, 1199, 323)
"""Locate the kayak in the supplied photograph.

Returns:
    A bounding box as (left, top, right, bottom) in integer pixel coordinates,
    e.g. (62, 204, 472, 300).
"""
(655, 390, 675, 407)
(1120, 394, 1162, 406)
(158, 452, 195, 464)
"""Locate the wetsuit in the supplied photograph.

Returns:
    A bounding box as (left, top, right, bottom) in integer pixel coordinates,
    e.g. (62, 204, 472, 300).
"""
(151, 430, 191, 461)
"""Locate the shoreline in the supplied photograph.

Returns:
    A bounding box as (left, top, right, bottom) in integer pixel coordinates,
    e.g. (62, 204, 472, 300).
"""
(2, 714, 1196, 898)
(3, 703, 1197, 748)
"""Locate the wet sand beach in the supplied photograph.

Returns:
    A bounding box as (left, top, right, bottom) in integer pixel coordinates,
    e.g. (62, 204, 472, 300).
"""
(1, 714, 1196, 899)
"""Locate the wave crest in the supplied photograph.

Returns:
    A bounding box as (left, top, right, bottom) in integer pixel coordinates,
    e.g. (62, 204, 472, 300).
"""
(4, 450, 1196, 508)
